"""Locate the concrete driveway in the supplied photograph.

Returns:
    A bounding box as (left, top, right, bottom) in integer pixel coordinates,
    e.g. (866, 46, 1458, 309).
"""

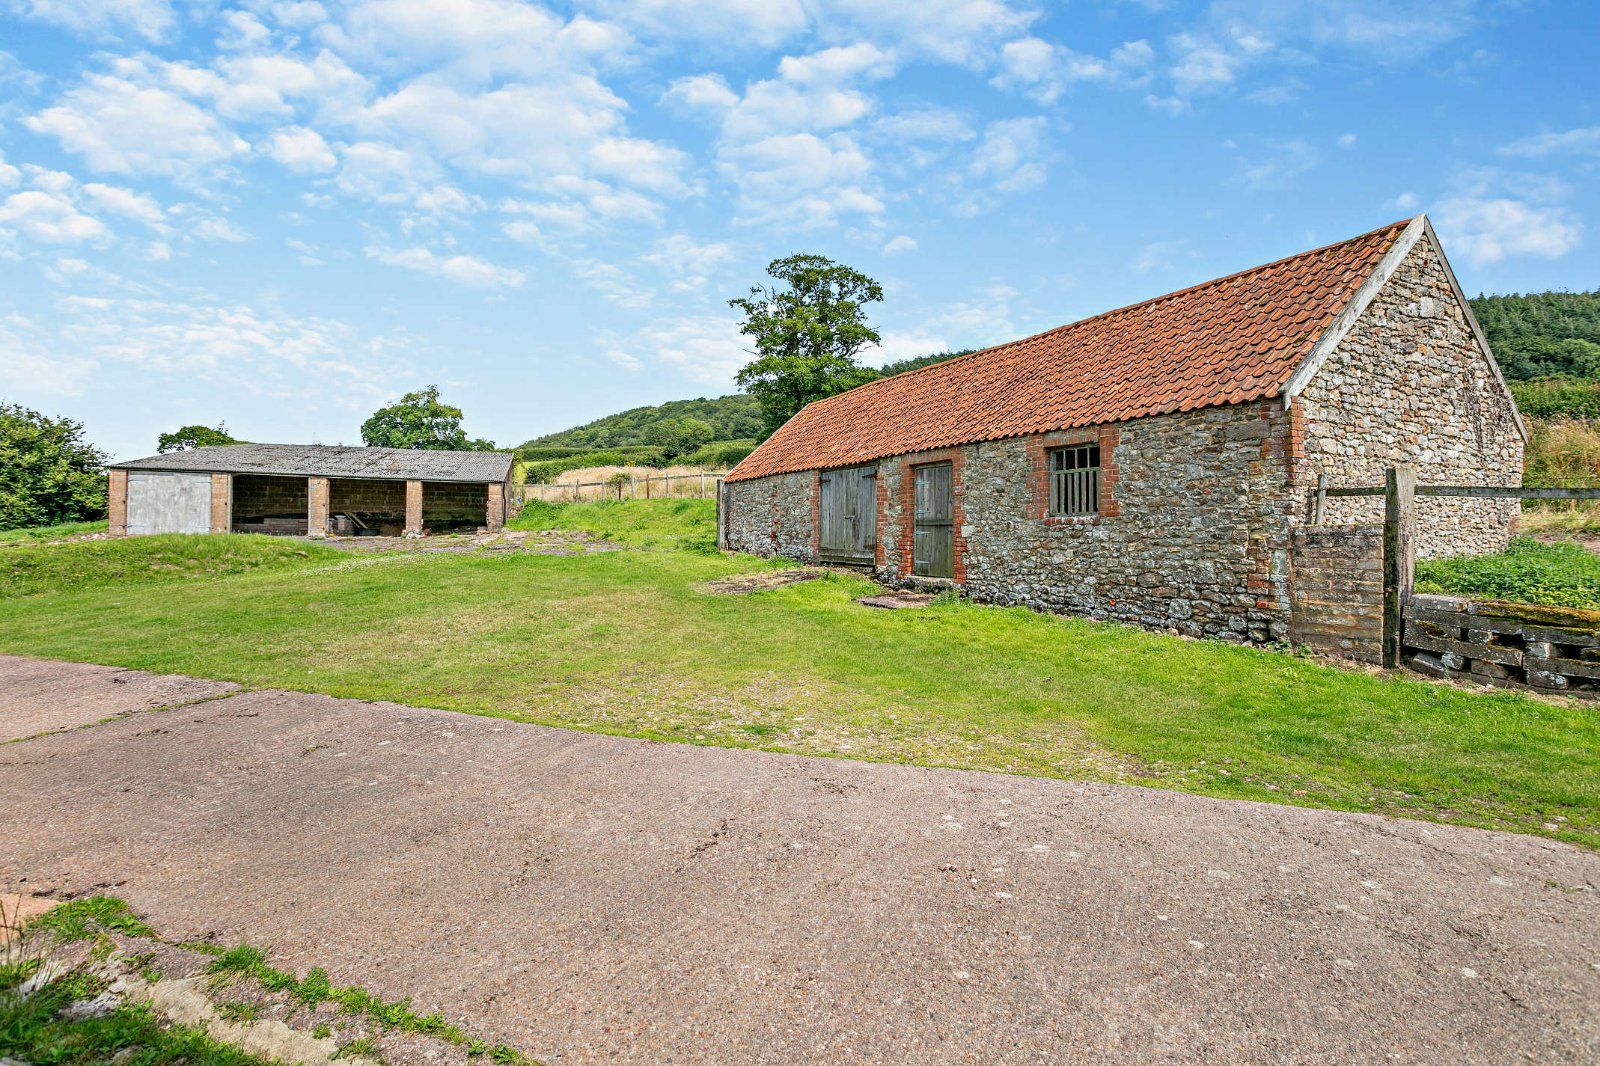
(3, 654, 1597, 1063)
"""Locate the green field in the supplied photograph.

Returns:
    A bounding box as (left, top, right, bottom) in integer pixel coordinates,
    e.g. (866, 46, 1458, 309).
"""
(1, 502, 1596, 847)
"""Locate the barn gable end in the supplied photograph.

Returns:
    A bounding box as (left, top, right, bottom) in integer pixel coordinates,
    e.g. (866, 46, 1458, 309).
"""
(1292, 223, 1526, 558)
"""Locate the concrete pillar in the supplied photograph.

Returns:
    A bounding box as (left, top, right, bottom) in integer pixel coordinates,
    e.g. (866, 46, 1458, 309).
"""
(405, 480, 423, 537)
(308, 476, 330, 538)
(107, 469, 128, 536)
(486, 482, 504, 533)
(209, 472, 232, 534)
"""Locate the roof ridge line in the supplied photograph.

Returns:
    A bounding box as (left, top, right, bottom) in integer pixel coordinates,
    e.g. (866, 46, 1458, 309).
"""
(836, 216, 1414, 402)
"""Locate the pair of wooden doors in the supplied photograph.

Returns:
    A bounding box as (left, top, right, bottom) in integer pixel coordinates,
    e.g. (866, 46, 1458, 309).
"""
(818, 465, 877, 566)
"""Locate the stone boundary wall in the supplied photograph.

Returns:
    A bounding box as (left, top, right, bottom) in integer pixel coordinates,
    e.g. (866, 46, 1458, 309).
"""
(1288, 524, 1384, 663)
(1404, 593, 1600, 697)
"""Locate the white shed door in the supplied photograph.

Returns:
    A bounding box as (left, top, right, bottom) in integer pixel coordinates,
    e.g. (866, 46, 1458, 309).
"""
(127, 471, 213, 535)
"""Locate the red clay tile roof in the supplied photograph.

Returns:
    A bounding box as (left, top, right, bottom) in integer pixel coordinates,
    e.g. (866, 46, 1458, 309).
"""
(726, 218, 1412, 482)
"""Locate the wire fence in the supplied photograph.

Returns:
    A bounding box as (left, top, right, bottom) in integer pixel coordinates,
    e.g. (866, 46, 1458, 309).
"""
(520, 471, 729, 504)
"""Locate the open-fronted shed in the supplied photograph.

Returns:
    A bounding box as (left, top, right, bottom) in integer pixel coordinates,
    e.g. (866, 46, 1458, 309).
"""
(107, 444, 516, 538)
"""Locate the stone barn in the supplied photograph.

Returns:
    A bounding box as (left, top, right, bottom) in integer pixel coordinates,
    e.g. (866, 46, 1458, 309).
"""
(720, 215, 1526, 650)
(107, 444, 516, 538)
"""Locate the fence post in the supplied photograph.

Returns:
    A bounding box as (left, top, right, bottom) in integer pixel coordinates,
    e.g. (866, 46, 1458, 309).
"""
(1382, 465, 1417, 669)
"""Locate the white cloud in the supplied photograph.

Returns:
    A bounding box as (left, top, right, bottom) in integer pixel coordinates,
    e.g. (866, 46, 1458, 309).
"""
(327, 0, 628, 81)
(720, 132, 882, 226)
(873, 108, 973, 143)
(637, 234, 735, 291)
(0, 315, 95, 395)
(1236, 139, 1319, 190)
(80, 182, 166, 228)
(862, 330, 947, 366)
(1132, 239, 1194, 273)
(26, 63, 251, 179)
(1337, 132, 1357, 150)
(605, 315, 750, 384)
(264, 126, 338, 172)
(367, 245, 525, 288)
(5, 0, 174, 43)
(1499, 126, 1600, 159)
(586, 0, 1031, 65)
(992, 36, 1152, 103)
(968, 116, 1048, 194)
(580, 0, 807, 50)
(882, 234, 917, 254)
(0, 188, 109, 244)
(1388, 191, 1421, 213)
(1434, 197, 1581, 266)
(190, 215, 250, 243)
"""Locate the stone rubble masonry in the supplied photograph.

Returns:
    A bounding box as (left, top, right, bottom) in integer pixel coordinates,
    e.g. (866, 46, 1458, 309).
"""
(721, 235, 1520, 651)
(723, 470, 817, 562)
(307, 476, 330, 538)
(1296, 234, 1524, 559)
(107, 469, 128, 536)
(209, 473, 231, 534)
(1289, 525, 1384, 662)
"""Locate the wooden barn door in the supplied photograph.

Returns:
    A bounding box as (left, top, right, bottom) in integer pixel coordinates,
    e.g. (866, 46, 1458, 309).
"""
(818, 465, 877, 566)
(913, 462, 953, 579)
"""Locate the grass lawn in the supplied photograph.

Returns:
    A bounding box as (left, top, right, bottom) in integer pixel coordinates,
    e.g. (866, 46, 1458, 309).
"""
(0, 503, 1595, 848)
(510, 497, 716, 551)
(1416, 536, 1600, 609)
(0, 520, 107, 544)
(0, 533, 344, 600)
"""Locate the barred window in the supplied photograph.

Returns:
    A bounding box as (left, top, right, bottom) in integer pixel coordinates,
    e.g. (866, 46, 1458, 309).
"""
(1048, 444, 1100, 517)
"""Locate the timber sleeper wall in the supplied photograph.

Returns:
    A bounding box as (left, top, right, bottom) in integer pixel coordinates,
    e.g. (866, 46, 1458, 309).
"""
(1404, 592, 1600, 697)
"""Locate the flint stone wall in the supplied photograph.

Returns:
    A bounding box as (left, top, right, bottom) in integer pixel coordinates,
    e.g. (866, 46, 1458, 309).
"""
(722, 470, 815, 561)
(1298, 235, 1523, 559)
(890, 403, 1298, 643)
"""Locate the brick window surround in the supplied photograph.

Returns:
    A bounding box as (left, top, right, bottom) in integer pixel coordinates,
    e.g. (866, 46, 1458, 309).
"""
(1028, 425, 1121, 523)
(895, 446, 966, 581)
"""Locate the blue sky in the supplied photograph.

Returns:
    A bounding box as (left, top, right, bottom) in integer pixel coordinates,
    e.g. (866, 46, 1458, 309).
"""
(1, 0, 1596, 459)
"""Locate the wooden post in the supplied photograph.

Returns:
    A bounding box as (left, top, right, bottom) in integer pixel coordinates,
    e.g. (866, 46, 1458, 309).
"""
(1382, 466, 1417, 669)
(307, 476, 330, 538)
(404, 479, 423, 537)
(1313, 471, 1327, 524)
(645, 475, 651, 499)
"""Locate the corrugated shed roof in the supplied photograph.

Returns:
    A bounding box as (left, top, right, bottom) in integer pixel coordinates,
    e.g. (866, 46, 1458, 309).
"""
(726, 218, 1411, 482)
(110, 444, 515, 483)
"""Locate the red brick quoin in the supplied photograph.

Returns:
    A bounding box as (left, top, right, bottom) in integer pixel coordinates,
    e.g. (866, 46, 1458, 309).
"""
(894, 446, 966, 582)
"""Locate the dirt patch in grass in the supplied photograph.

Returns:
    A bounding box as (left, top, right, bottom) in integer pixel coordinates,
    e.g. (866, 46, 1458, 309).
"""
(703, 569, 828, 594)
(318, 528, 621, 556)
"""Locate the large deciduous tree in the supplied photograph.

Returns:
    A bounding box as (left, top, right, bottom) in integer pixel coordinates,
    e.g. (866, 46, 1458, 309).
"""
(360, 385, 493, 450)
(157, 423, 240, 453)
(731, 255, 882, 438)
(0, 402, 109, 530)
